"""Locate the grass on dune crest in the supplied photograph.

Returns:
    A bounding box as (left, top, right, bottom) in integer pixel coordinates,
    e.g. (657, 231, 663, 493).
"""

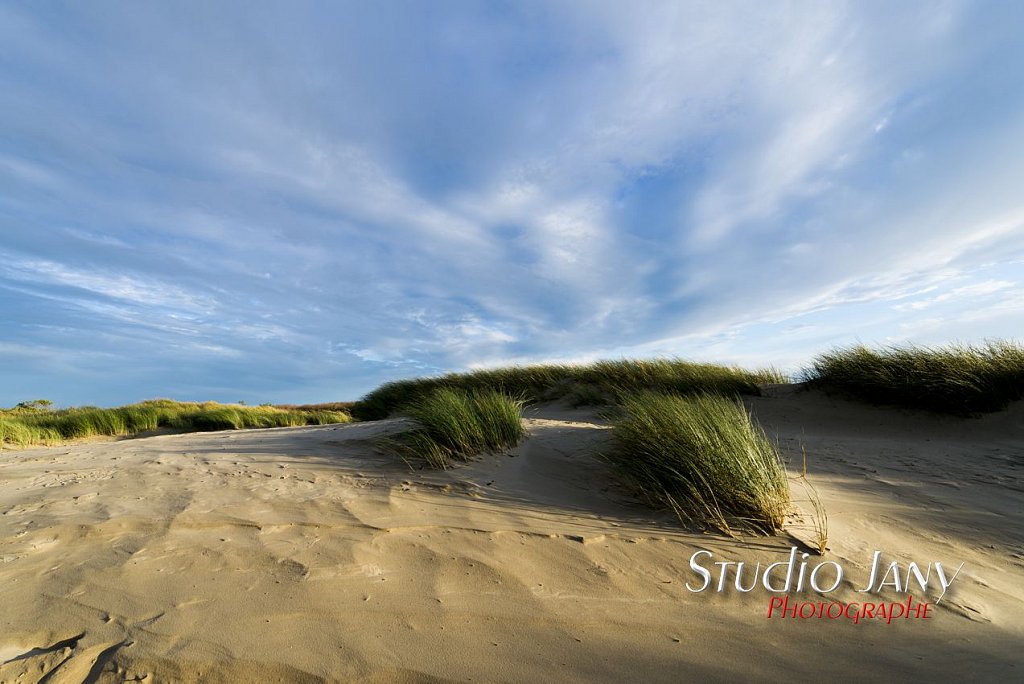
(272, 401, 356, 413)
(0, 399, 351, 448)
(352, 359, 785, 420)
(381, 387, 525, 469)
(803, 341, 1024, 414)
(605, 392, 791, 535)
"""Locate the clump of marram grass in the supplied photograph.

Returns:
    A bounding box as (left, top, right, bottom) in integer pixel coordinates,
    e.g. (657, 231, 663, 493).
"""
(168, 406, 350, 432)
(563, 382, 611, 408)
(0, 399, 351, 448)
(0, 418, 62, 447)
(382, 388, 525, 469)
(352, 359, 785, 420)
(803, 340, 1024, 414)
(800, 477, 829, 556)
(794, 448, 829, 556)
(272, 401, 356, 413)
(605, 392, 790, 535)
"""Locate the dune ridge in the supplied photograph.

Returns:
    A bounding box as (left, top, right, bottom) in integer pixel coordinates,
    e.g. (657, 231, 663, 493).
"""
(1, 391, 1022, 682)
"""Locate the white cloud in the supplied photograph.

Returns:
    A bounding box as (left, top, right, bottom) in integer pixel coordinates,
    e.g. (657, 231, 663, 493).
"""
(0, 254, 216, 313)
(3, 1, 1024, 404)
(895, 280, 1015, 311)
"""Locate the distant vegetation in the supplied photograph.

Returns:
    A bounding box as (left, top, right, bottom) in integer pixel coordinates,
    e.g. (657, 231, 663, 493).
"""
(8, 339, 1020, 456)
(380, 388, 525, 469)
(273, 401, 356, 413)
(0, 399, 350, 448)
(352, 359, 785, 420)
(13, 342, 1021, 538)
(606, 392, 790, 535)
(804, 341, 1024, 414)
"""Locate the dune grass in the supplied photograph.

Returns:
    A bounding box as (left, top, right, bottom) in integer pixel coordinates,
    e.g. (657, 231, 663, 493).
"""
(792, 448, 830, 555)
(0, 418, 62, 447)
(605, 392, 790, 535)
(272, 401, 356, 413)
(352, 359, 785, 420)
(803, 341, 1024, 414)
(0, 399, 350, 448)
(382, 387, 525, 469)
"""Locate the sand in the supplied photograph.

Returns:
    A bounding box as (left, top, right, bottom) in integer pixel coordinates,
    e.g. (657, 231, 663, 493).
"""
(1, 389, 1021, 682)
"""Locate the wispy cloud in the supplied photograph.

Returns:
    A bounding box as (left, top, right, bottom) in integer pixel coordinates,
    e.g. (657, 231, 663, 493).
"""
(0, 254, 216, 312)
(1, 1, 1022, 405)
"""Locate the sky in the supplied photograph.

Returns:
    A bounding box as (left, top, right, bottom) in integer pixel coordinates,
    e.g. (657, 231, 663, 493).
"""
(2, 1, 1023, 407)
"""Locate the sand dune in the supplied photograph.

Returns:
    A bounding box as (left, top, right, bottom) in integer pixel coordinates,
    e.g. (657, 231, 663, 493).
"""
(1, 390, 1022, 682)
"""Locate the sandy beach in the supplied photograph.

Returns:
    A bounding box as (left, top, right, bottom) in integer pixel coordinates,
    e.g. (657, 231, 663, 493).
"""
(5, 2, 1024, 681)
(1, 389, 1021, 682)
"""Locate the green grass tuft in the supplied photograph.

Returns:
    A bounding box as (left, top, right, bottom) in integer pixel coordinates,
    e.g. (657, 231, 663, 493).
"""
(383, 388, 525, 469)
(0, 400, 351, 448)
(605, 392, 790, 535)
(803, 341, 1024, 414)
(352, 359, 784, 420)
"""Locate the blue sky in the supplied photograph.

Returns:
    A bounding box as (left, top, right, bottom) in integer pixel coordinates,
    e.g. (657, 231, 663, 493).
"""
(2, 1, 1023, 407)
